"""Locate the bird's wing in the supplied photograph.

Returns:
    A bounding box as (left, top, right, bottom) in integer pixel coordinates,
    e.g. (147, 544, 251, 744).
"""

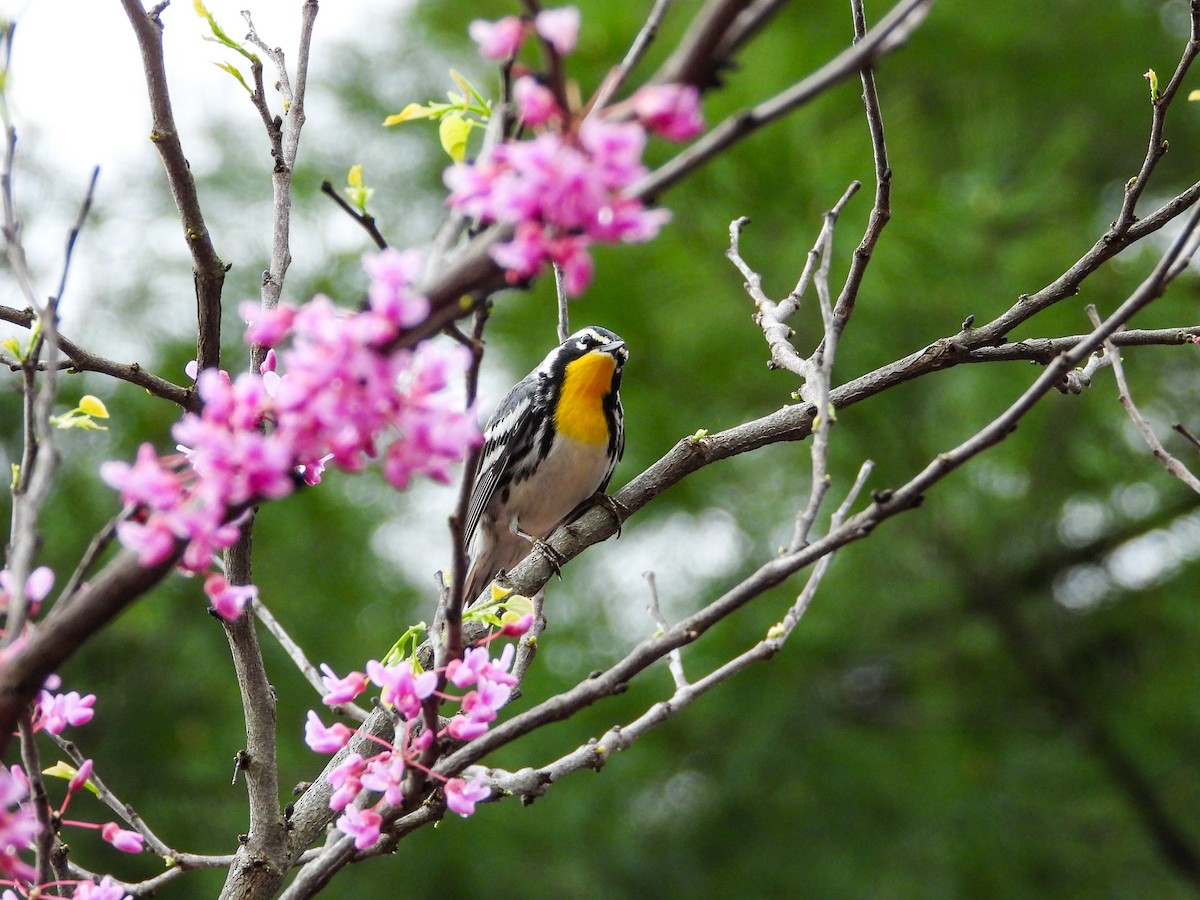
(463, 374, 541, 549)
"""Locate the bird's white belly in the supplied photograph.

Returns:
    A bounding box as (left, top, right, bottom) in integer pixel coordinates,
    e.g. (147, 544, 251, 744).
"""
(507, 433, 611, 537)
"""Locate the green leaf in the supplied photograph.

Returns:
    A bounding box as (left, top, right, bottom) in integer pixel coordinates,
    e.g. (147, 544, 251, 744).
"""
(214, 62, 253, 96)
(383, 103, 440, 126)
(195, 0, 259, 64)
(78, 395, 109, 419)
(344, 164, 374, 213)
(439, 113, 471, 162)
(449, 69, 490, 111)
(1189, 89, 1200, 102)
(1145, 68, 1159, 102)
(42, 761, 99, 796)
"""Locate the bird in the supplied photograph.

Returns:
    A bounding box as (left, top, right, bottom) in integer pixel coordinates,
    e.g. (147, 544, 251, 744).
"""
(462, 325, 627, 604)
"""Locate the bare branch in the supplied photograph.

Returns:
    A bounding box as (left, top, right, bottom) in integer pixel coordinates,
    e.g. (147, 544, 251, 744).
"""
(119, 0, 227, 372)
(1086, 305, 1200, 493)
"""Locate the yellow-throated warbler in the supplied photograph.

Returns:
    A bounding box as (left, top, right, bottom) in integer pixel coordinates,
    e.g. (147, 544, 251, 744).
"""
(463, 326, 627, 602)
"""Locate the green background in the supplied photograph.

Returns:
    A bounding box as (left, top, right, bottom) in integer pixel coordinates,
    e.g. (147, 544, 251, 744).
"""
(3, 0, 1200, 896)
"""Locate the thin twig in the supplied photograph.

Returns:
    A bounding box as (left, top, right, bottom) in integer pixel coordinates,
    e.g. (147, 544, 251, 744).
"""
(631, 0, 933, 201)
(253, 599, 369, 723)
(554, 263, 570, 341)
(1086, 305, 1200, 494)
(644, 572, 686, 689)
(319, 180, 388, 250)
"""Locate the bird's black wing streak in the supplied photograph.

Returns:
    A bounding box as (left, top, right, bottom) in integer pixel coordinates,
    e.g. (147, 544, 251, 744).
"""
(463, 375, 540, 548)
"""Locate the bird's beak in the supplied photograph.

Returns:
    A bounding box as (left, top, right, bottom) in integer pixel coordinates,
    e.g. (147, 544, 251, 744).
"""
(599, 339, 626, 355)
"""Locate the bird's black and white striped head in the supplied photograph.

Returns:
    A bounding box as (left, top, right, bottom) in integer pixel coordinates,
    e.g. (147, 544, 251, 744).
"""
(537, 326, 629, 378)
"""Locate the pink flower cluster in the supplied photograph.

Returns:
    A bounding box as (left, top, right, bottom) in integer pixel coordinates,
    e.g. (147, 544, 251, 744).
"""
(468, 7, 580, 61)
(305, 618, 533, 846)
(0, 766, 40, 884)
(0, 567, 97, 738)
(100, 250, 479, 617)
(448, 10, 704, 296)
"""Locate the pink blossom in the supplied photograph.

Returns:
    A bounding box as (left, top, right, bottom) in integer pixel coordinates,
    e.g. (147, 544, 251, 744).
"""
(100, 443, 184, 511)
(632, 83, 705, 141)
(366, 660, 438, 719)
(514, 76, 560, 127)
(106, 246, 477, 599)
(101, 821, 145, 854)
(501, 612, 535, 637)
(35, 690, 96, 734)
(113, 518, 178, 567)
(328, 753, 366, 811)
(0, 565, 54, 616)
(74, 877, 132, 900)
(468, 16, 525, 60)
(68, 758, 95, 794)
(445, 775, 490, 817)
(305, 711, 354, 753)
(534, 6, 580, 55)
(363, 249, 430, 328)
(241, 301, 297, 347)
(447, 715, 489, 741)
(446, 644, 517, 689)
(445, 117, 669, 295)
(320, 665, 368, 705)
(203, 573, 257, 621)
(361, 752, 407, 807)
(336, 804, 383, 850)
(0, 766, 39, 884)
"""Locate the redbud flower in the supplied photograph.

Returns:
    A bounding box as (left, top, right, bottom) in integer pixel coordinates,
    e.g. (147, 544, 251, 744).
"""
(36, 690, 96, 734)
(203, 573, 257, 621)
(361, 753, 407, 807)
(241, 301, 297, 347)
(305, 711, 354, 753)
(445, 775, 490, 817)
(0, 565, 54, 616)
(469, 16, 525, 60)
(366, 660, 437, 719)
(514, 76, 560, 127)
(534, 6, 580, 55)
(101, 821, 144, 854)
(501, 612, 535, 637)
(74, 877, 132, 900)
(0, 765, 40, 883)
(320, 664, 368, 705)
(69, 758, 95, 794)
(328, 753, 366, 811)
(632, 83, 705, 141)
(336, 804, 383, 850)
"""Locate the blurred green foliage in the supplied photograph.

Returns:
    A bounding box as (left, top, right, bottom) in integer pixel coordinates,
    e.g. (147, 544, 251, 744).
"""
(3, 0, 1200, 897)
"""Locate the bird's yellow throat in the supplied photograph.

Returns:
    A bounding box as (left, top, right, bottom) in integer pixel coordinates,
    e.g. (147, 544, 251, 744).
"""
(554, 352, 616, 445)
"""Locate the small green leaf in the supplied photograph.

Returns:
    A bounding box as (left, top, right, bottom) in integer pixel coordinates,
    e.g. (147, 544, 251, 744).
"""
(42, 761, 99, 796)
(439, 113, 471, 162)
(195, 0, 259, 64)
(0, 336, 20, 359)
(1189, 89, 1200, 102)
(383, 103, 439, 126)
(214, 62, 253, 95)
(1145, 68, 1159, 102)
(449, 69, 490, 111)
(344, 164, 374, 214)
(79, 395, 109, 419)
